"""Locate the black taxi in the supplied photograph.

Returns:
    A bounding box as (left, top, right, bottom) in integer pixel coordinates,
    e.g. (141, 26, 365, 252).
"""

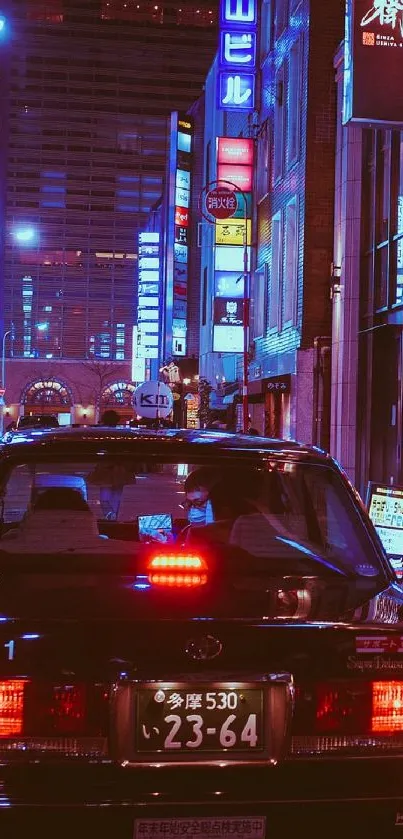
(0, 426, 402, 837)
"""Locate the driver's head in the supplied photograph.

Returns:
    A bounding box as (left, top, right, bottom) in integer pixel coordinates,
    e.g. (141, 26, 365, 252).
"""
(184, 468, 219, 526)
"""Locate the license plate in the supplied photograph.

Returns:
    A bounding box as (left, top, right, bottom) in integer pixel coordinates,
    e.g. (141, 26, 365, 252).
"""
(136, 686, 263, 753)
(134, 817, 266, 838)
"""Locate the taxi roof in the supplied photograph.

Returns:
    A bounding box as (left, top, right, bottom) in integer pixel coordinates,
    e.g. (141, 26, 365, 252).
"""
(0, 425, 332, 466)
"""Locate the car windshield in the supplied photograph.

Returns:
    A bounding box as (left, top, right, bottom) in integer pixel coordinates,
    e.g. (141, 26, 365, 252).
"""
(20, 416, 58, 426)
(0, 455, 382, 579)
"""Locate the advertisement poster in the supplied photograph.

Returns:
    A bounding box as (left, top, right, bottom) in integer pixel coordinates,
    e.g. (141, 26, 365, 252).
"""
(344, 0, 403, 124)
(367, 482, 403, 579)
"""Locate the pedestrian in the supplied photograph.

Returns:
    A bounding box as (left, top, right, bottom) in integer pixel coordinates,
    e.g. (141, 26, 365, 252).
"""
(87, 459, 136, 520)
(100, 409, 120, 426)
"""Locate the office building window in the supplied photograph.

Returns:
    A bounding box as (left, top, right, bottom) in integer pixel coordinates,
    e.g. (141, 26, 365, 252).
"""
(202, 266, 208, 326)
(290, 0, 302, 13)
(256, 121, 270, 203)
(252, 265, 267, 338)
(260, 0, 273, 61)
(283, 197, 298, 325)
(287, 37, 302, 168)
(273, 68, 285, 183)
(274, 0, 289, 40)
(268, 213, 282, 330)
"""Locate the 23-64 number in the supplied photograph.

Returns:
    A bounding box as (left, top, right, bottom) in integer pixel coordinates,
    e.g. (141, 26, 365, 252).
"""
(163, 713, 258, 750)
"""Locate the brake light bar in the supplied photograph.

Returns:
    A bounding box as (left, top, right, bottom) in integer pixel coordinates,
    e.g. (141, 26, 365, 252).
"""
(147, 554, 208, 587)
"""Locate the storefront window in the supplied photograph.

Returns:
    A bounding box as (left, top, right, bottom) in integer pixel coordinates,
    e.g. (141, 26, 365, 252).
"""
(394, 237, 403, 306)
(375, 244, 389, 311)
(395, 133, 403, 236)
(376, 131, 391, 245)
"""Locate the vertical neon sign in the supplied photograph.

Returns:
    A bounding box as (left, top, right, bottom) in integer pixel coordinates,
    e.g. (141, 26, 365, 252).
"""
(217, 0, 257, 111)
(136, 232, 160, 360)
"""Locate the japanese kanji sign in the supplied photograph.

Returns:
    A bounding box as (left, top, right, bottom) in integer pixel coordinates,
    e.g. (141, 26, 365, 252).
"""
(344, 0, 403, 125)
(205, 187, 239, 220)
(217, 0, 257, 111)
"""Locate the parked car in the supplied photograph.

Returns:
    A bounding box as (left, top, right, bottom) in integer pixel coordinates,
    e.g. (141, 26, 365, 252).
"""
(2, 414, 59, 443)
(0, 426, 402, 836)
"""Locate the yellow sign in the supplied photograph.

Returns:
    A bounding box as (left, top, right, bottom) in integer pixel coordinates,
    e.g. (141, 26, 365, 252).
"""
(215, 218, 251, 246)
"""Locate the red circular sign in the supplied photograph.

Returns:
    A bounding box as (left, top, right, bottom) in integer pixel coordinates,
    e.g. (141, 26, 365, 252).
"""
(204, 187, 238, 220)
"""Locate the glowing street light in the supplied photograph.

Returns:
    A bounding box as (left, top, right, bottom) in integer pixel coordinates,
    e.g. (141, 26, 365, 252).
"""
(36, 322, 48, 332)
(11, 226, 37, 245)
(0, 16, 6, 34)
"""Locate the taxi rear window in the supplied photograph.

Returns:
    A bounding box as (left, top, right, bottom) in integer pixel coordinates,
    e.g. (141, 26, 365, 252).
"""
(0, 457, 381, 577)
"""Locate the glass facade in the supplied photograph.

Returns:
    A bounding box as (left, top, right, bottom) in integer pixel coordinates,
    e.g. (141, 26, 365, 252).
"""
(4, 0, 218, 362)
(362, 129, 403, 315)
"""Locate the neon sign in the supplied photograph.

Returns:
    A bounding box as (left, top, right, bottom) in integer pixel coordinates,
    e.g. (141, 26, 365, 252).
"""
(137, 232, 160, 360)
(217, 0, 257, 111)
(212, 137, 254, 353)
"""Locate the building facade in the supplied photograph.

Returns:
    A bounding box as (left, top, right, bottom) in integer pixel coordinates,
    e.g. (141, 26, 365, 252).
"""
(1, 0, 218, 423)
(332, 36, 403, 496)
(199, 0, 344, 441)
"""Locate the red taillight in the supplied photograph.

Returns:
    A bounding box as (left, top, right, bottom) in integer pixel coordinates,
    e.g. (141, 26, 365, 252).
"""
(292, 679, 403, 755)
(0, 680, 109, 755)
(372, 681, 403, 732)
(147, 553, 208, 587)
(0, 680, 25, 737)
(27, 684, 88, 736)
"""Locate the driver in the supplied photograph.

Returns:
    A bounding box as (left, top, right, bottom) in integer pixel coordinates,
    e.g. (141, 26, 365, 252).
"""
(183, 467, 219, 527)
(182, 467, 259, 545)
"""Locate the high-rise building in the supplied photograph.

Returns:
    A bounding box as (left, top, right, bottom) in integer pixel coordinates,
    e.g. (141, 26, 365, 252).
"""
(2, 0, 217, 421)
(198, 0, 344, 438)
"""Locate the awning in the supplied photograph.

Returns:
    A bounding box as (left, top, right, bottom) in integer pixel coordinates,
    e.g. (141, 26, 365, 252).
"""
(223, 392, 237, 404)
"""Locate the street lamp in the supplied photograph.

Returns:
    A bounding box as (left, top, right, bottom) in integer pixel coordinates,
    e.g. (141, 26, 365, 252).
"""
(11, 225, 37, 246)
(0, 324, 15, 438)
(215, 179, 250, 435)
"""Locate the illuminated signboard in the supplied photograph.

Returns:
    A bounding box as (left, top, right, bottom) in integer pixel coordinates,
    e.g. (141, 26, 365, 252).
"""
(214, 298, 244, 326)
(213, 325, 244, 353)
(212, 136, 254, 353)
(137, 231, 160, 360)
(164, 112, 193, 359)
(215, 244, 251, 272)
(215, 218, 252, 246)
(131, 327, 146, 384)
(217, 163, 253, 192)
(367, 482, 403, 578)
(218, 136, 254, 166)
(215, 270, 245, 297)
(344, 0, 403, 125)
(175, 207, 189, 227)
(217, 0, 257, 111)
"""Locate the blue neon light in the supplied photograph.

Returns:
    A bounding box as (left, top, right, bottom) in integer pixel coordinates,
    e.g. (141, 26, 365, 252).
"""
(217, 71, 255, 111)
(219, 31, 256, 68)
(221, 0, 256, 26)
(218, 0, 257, 111)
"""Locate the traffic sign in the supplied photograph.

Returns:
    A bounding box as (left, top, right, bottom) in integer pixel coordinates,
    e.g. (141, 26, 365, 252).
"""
(204, 186, 238, 220)
(0, 389, 5, 398)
